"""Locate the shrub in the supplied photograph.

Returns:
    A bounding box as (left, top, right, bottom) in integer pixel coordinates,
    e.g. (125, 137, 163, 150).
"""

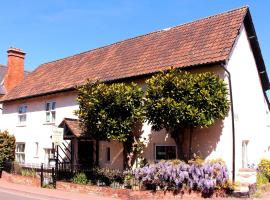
(21, 169, 36, 177)
(96, 168, 124, 185)
(72, 172, 88, 185)
(257, 172, 269, 186)
(258, 159, 270, 179)
(133, 159, 229, 193)
(0, 130, 16, 169)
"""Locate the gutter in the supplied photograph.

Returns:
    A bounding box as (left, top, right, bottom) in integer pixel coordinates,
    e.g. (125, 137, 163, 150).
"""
(220, 63, 236, 182)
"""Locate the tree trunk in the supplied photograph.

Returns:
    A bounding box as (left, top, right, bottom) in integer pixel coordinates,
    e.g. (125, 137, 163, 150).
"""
(95, 139, 99, 166)
(189, 127, 193, 160)
(123, 143, 128, 170)
(171, 128, 185, 160)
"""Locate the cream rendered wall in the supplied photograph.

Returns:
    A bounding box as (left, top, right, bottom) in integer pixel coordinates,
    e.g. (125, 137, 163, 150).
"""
(0, 91, 78, 164)
(226, 25, 270, 174)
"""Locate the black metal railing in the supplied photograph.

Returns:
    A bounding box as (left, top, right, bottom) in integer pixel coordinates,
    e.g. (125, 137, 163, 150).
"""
(2, 162, 56, 188)
(56, 162, 140, 189)
(1, 161, 140, 189)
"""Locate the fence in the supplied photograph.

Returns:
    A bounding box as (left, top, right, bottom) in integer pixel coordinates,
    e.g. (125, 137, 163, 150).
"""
(2, 162, 56, 188)
(2, 162, 140, 189)
(58, 162, 141, 189)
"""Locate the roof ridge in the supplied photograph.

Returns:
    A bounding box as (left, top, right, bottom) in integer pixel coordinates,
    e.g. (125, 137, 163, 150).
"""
(39, 6, 248, 67)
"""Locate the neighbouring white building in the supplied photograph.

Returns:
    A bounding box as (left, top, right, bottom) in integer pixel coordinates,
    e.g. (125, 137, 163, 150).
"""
(0, 6, 269, 181)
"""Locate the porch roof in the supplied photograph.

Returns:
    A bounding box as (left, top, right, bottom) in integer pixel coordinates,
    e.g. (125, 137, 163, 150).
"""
(59, 118, 83, 139)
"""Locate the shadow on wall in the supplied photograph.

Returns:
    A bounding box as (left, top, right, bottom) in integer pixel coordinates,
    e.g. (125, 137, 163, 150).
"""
(184, 120, 224, 160)
(141, 120, 224, 162)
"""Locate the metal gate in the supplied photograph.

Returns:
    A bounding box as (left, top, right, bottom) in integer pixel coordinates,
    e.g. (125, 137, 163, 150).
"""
(40, 163, 56, 188)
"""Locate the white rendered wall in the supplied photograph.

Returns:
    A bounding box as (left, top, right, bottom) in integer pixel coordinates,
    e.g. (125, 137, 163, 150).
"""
(226, 25, 270, 175)
(0, 91, 78, 164)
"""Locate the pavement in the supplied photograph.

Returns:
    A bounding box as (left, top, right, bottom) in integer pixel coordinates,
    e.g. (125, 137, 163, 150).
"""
(0, 180, 114, 200)
(2, 179, 270, 200)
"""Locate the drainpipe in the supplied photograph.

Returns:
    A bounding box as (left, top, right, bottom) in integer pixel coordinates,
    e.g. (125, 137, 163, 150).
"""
(220, 63, 236, 183)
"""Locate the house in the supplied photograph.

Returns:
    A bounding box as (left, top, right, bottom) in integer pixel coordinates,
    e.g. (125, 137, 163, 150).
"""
(0, 6, 269, 181)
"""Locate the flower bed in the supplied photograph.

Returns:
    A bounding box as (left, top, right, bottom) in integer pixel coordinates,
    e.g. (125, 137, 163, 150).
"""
(133, 159, 231, 197)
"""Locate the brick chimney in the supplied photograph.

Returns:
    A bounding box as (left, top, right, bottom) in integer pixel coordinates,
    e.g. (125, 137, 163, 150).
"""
(4, 47, 26, 92)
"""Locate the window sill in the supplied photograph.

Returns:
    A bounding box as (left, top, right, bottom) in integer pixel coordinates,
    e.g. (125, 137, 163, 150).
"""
(16, 125, 26, 127)
(43, 122, 55, 125)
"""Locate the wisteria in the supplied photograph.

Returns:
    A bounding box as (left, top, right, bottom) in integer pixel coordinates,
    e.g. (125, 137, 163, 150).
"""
(133, 160, 229, 193)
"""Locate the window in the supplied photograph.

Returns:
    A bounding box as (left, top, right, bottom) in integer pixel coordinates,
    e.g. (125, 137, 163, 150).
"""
(34, 142, 39, 157)
(266, 111, 270, 126)
(18, 105, 27, 125)
(155, 145, 176, 160)
(45, 102, 56, 123)
(106, 147, 110, 162)
(15, 143, 25, 163)
(242, 140, 249, 168)
(44, 148, 54, 165)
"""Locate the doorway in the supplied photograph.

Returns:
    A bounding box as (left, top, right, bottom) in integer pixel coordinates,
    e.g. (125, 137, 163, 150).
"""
(78, 140, 94, 166)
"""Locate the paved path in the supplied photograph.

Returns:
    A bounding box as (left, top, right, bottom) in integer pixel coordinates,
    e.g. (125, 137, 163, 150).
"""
(0, 180, 114, 200)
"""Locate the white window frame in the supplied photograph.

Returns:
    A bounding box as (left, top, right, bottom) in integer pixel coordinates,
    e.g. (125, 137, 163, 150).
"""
(155, 144, 177, 161)
(15, 143, 25, 163)
(45, 102, 56, 123)
(18, 105, 27, 126)
(44, 148, 54, 165)
(34, 142, 39, 158)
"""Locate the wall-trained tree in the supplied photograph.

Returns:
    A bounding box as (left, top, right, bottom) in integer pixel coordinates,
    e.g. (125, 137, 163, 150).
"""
(75, 81, 144, 169)
(144, 68, 230, 159)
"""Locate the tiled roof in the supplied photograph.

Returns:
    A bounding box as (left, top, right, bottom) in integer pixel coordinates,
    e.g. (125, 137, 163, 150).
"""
(2, 7, 249, 101)
(59, 118, 83, 138)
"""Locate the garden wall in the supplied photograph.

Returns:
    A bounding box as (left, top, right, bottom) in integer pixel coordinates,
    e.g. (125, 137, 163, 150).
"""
(1, 171, 40, 187)
(0, 172, 230, 199)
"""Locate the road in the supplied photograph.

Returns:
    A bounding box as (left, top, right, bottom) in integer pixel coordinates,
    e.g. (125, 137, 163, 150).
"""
(0, 188, 64, 200)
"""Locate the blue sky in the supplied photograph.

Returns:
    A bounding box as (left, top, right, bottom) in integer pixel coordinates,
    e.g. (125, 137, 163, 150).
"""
(0, 0, 269, 74)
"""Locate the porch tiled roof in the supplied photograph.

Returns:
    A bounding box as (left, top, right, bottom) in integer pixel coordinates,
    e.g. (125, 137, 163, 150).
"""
(60, 118, 82, 138)
(2, 7, 249, 101)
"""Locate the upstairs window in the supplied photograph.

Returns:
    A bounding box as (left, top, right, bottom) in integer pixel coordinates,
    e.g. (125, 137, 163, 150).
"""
(18, 105, 27, 125)
(45, 102, 56, 123)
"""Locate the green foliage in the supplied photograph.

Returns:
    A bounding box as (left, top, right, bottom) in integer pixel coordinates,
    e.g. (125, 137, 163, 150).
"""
(145, 69, 230, 132)
(0, 130, 16, 169)
(75, 81, 144, 142)
(257, 172, 269, 186)
(96, 168, 124, 185)
(258, 159, 270, 179)
(72, 172, 89, 185)
(21, 169, 36, 177)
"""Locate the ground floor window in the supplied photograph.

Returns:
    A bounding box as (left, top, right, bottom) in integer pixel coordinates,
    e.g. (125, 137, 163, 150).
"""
(15, 143, 25, 163)
(242, 140, 249, 168)
(106, 147, 110, 162)
(44, 148, 54, 165)
(155, 145, 176, 160)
